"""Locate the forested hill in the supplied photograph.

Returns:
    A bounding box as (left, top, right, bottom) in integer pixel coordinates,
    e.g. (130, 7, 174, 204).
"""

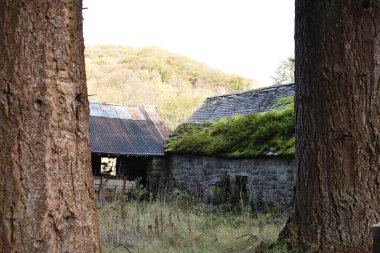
(85, 46, 261, 129)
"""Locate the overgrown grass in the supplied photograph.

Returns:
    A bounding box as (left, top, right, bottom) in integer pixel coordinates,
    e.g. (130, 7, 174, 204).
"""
(98, 191, 289, 253)
(166, 97, 295, 157)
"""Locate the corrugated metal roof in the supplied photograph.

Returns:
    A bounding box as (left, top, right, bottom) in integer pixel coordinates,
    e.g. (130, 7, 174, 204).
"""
(186, 83, 294, 123)
(145, 106, 171, 140)
(89, 102, 170, 156)
(89, 103, 146, 120)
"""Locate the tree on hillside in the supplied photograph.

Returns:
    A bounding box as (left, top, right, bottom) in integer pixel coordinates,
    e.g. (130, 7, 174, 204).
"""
(229, 75, 253, 91)
(0, 1, 100, 252)
(280, 1, 380, 252)
(272, 56, 295, 85)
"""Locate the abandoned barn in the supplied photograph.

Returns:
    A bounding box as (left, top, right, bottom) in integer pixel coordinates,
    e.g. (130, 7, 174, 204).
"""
(167, 83, 296, 211)
(89, 102, 170, 193)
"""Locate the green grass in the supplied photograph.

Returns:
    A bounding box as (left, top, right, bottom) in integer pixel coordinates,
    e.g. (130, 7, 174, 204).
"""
(166, 97, 295, 158)
(97, 194, 289, 253)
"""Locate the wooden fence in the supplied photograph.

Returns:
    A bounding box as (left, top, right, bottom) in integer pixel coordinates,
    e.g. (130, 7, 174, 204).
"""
(94, 177, 136, 200)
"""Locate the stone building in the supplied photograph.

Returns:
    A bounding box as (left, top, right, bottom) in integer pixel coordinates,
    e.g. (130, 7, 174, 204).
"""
(89, 102, 170, 193)
(168, 83, 296, 211)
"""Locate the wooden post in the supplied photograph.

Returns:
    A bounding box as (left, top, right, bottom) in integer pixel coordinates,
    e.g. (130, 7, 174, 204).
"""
(374, 223, 380, 253)
(99, 177, 103, 199)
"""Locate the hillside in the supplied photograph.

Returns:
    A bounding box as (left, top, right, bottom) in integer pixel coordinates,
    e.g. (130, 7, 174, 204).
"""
(85, 46, 261, 129)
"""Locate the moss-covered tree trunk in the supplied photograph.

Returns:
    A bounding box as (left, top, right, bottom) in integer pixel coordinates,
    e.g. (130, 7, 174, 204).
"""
(279, 1, 380, 252)
(0, 0, 101, 252)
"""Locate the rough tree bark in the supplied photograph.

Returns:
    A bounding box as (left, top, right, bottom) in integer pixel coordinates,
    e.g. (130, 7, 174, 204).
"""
(0, 1, 101, 252)
(279, 1, 380, 252)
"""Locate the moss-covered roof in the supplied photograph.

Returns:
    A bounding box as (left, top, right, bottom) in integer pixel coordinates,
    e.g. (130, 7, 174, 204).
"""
(186, 83, 294, 123)
(166, 96, 295, 158)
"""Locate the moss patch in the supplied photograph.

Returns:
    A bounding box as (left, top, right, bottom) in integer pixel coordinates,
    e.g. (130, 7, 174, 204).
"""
(166, 96, 295, 158)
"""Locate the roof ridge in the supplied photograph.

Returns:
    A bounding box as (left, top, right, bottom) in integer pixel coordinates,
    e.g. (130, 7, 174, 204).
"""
(206, 83, 294, 100)
(89, 101, 157, 108)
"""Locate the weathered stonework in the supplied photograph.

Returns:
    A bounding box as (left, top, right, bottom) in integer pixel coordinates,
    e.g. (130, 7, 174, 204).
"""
(169, 154, 296, 211)
(147, 157, 171, 192)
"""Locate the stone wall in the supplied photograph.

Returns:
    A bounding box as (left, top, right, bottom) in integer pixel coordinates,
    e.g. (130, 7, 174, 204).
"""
(147, 157, 171, 192)
(169, 154, 296, 211)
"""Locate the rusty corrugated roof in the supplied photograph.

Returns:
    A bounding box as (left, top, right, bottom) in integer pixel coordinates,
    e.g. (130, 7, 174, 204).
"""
(89, 102, 170, 156)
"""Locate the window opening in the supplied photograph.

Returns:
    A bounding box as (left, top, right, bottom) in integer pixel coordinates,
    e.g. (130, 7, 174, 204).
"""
(101, 157, 117, 176)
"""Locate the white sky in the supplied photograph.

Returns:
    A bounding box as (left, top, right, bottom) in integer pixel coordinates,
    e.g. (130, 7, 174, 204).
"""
(83, 0, 294, 86)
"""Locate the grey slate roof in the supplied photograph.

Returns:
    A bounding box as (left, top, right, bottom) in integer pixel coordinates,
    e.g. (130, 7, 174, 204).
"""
(89, 102, 170, 156)
(186, 83, 294, 123)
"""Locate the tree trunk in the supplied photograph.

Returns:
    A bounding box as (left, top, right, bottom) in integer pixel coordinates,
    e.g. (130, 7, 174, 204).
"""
(279, 1, 380, 252)
(0, 1, 101, 252)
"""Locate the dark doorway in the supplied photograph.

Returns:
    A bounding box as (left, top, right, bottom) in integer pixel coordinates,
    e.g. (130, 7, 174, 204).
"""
(235, 176, 249, 204)
(116, 156, 152, 186)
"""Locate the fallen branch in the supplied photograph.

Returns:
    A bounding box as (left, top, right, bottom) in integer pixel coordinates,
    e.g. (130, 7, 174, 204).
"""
(236, 233, 259, 241)
(239, 240, 263, 253)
